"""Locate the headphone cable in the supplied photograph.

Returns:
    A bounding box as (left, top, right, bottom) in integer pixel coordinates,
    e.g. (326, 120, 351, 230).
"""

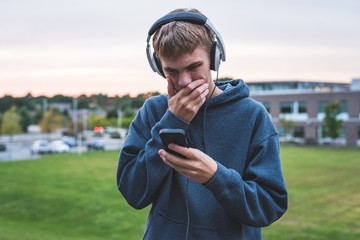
(209, 67, 220, 99)
(185, 178, 190, 240)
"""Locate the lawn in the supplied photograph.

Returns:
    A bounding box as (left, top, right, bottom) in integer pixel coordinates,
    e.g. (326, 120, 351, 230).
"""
(0, 146, 359, 239)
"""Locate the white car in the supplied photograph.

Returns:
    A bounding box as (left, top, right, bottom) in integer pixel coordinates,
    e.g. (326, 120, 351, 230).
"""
(30, 140, 52, 154)
(49, 140, 70, 153)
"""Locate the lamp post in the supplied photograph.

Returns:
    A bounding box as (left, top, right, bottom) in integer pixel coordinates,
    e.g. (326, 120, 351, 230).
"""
(117, 109, 123, 129)
(73, 97, 78, 145)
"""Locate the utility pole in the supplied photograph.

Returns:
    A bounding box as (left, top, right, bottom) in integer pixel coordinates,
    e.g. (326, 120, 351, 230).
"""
(73, 97, 78, 143)
(117, 109, 123, 129)
(82, 109, 88, 138)
(42, 98, 48, 114)
(81, 109, 88, 153)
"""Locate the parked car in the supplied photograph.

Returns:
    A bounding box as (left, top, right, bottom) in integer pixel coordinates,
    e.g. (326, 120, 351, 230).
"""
(30, 140, 52, 154)
(62, 137, 77, 148)
(49, 140, 70, 153)
(0, 143, 6, 152)
(86, 140, 105, 151)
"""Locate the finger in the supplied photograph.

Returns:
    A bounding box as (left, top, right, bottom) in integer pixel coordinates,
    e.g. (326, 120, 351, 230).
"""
(159, 149, 187, 169)
(158, 149, 173, 165)
(181, 79, 205, 95)
(168, 144, 191, 159)
(189, 83, 209, 102)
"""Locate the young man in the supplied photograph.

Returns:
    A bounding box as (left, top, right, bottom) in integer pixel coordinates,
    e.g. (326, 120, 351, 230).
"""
(117, 8, 287, 239)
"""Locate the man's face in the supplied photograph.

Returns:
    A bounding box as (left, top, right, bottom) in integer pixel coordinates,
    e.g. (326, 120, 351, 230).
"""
(161, 47, 211, 92)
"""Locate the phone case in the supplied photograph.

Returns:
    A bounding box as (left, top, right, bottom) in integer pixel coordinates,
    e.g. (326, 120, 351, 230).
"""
(159, 129, 188, 158)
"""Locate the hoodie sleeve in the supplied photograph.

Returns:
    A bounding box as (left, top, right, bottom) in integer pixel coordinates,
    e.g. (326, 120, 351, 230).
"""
(116, 97, 189, 209)
(204, 111, 288, 227)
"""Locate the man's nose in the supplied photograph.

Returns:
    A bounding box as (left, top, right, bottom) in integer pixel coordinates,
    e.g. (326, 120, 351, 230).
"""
(178, 72, 192, 87)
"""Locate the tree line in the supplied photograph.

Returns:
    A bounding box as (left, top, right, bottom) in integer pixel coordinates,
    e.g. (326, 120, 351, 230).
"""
(0, 92, 160, 136)
(1, 87, 343, 142)
(0, 78, 233, 137)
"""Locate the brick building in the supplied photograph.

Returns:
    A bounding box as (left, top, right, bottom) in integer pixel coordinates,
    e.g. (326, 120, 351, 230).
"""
(248, 79, 360, 146)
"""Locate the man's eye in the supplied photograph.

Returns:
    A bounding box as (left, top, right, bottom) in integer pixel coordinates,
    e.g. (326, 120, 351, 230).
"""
(188, 64, 200, 71)
(189, 66, 197, 71)
(167, 71, 177, 76)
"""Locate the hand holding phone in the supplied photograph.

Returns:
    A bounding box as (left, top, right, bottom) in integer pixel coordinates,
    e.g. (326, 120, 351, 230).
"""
(159, 129, 188, 158)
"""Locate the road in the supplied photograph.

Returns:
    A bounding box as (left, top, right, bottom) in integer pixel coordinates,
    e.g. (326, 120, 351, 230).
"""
(0, 142, 38, 162)
(0, 138, 123, 162)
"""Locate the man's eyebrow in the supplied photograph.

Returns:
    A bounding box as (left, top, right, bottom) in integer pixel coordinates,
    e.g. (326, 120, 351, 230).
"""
(187, 61, 203, 68)
(163, 66, 177, 72)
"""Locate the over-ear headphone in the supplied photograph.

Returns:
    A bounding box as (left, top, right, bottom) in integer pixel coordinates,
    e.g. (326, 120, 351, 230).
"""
(146, 11, 226, 78)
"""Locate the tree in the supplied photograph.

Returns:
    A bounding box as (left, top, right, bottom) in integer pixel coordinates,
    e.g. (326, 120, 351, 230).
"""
(89, 115, 108, 129)
(217, 77, 233, 82)
(0, 106, 22, 136)
(33, 109, 44, 125)
(18, 106, 32, 132)
(323, 101, 342, 140)
(106, 108, 118, 119)
(279, 118, 293, 141)
(78, 95, 90, 109)
(123, 106, 135, 118)
(39, 109, 66, 134)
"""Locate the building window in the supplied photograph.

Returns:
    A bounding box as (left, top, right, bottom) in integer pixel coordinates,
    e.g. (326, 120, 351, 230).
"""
(339, 100, 348, 113)
(318, 100, 330, 113)
(318, 100, 347, 113)
(262, 102, 271, 113)
(294, 126, 305, 138)
(321, 126, 345, 139)
(298, 101, 307, 113)
(280, 101, 293, 113)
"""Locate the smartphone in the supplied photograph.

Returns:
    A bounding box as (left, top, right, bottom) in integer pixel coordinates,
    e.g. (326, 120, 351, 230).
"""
(159, 129, 188, 158)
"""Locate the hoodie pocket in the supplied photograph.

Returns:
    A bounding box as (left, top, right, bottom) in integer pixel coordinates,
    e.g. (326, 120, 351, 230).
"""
(143, 212, 220, 240)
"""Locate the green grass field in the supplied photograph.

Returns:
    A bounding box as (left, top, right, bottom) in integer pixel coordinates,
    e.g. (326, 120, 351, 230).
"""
(0, 146, 359, 239)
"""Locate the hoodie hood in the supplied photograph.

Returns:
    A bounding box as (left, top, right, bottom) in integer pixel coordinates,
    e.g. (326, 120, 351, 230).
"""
(203, 79, 250, 107)
(190, 79, 250, 153)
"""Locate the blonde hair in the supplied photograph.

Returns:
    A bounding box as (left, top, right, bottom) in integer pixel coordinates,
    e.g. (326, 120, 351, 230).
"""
(152, 8, 215, 60)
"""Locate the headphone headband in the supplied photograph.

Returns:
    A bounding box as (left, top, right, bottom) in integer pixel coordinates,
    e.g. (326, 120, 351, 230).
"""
(148, 12, 207, 36)
(146, 11, 226, 77)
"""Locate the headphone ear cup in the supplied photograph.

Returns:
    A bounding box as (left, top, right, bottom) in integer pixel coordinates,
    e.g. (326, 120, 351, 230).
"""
(153, 53, 165, 78)
(210, 41, 221, 71)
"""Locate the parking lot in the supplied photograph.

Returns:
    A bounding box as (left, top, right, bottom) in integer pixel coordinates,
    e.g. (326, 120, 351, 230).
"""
(0, 142, 39, 161)
(0, 137, 123, 162)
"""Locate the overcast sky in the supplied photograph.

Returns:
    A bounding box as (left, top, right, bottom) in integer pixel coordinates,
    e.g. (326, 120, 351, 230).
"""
(1, 0, 359, 97)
